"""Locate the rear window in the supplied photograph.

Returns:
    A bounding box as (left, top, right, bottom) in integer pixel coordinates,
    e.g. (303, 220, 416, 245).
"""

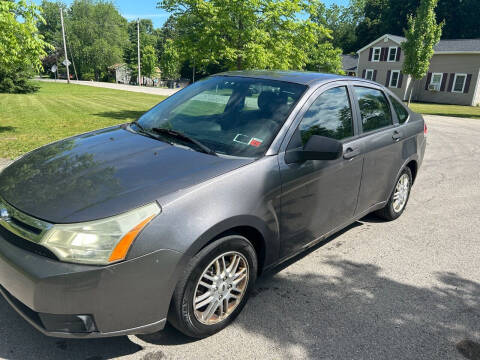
(354, 87, 393, 132)
(389, 96, 409, 124)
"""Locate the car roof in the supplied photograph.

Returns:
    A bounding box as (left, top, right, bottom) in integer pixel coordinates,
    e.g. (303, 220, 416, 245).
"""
(214, 70, 351, 86)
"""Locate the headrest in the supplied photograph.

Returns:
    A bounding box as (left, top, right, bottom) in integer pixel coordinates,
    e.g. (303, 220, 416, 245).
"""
(258, 91, 288, 115)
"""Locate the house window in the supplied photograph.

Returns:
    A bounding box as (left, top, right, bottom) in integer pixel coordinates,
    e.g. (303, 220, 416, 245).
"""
(429, 73, 443, 91)
(372, 47, 381, 62)
(388, 47, 397, 62)
(389, 71, 400, 88)
(453, 73, 467, 93)
(365, 69, 374, 80)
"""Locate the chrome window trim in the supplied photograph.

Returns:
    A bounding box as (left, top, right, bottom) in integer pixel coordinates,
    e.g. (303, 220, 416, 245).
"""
(0, 197, 52, 244)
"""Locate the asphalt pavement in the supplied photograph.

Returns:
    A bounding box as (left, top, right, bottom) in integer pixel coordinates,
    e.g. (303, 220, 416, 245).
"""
(0, 115, 479, 360)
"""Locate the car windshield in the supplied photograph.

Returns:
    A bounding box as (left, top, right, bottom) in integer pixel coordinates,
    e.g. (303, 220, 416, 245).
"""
(134, 76, 307, 158)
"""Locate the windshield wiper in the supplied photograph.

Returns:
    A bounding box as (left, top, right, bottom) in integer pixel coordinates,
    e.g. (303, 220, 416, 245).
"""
(151, 127, 217, 156)
(131, 120, 147, 132)
(130, 121, 173, 144)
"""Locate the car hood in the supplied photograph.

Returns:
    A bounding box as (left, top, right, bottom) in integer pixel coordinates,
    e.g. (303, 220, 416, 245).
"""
(0, 126, 252, 223)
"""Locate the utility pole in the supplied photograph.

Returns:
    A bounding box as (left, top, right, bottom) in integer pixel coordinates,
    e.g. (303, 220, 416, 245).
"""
(137, 18, 141, 86)
(60, 8, 70, 84)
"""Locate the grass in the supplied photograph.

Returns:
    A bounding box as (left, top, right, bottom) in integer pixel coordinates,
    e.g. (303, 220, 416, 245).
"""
(1, 82, 479, 159)
(0, 82, 165, 159)
(409, 102, 480, 119)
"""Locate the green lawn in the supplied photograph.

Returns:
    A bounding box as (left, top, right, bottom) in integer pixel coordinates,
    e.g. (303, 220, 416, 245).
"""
(0, 82, 164, 159)
(409, 102, 480, 119)
(1, 82, 479, 159)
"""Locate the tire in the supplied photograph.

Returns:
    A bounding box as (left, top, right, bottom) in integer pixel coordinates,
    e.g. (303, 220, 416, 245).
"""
(376, 166, 413, 221)
(168, 235, 257, 338)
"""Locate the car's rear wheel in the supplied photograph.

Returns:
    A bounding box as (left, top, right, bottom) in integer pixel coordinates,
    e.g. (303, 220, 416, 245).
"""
(376, 167, 412, 221)
(168, 235, 257, 338)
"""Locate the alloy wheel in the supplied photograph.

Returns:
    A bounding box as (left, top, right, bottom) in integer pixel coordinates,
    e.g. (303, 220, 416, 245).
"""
(392, 173, 410, 213)
(193, 251, 249, 325)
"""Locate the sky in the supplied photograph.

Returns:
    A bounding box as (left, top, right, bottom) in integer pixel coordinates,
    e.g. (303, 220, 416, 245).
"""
(34, 0, 349, 28)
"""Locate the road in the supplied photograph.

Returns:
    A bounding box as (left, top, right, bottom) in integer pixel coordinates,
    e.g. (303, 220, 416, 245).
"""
(1, 115, 479, 360)
(37, 78, 181, 97)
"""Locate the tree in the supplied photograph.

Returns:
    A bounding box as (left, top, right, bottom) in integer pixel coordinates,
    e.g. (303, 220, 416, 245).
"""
(141, 45, 158, 80)
(124, 18, 159, 81)
(37, 1, 66, 77)
(309, 0, 366, 54)
(353, 0, 388, 50)
(64, 0, 128, 81)
(0, 0, 53, 93)
(157, 0, 342, 75)
(37, 0, 64, 47)
(402, 0, 444, 105)
(436, 0, 480, 39)
(160, 39, 180, 79)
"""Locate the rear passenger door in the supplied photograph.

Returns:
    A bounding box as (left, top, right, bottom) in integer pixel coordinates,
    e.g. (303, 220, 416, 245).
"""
(352, 85, 404, 214)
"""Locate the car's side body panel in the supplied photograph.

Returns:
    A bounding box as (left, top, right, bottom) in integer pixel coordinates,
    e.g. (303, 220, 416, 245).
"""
(131, 155, 283, 268)
(275, 81, 364, 257)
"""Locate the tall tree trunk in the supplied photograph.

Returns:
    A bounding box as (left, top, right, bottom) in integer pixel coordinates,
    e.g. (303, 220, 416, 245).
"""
(236, 55, 242, 70)
(408, 79, 415, 106)
(192, 61, 195, 83)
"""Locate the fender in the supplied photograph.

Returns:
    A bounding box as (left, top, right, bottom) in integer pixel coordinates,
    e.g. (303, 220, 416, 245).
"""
(389, 154, 419, 197)
(182, 214, 279, 268)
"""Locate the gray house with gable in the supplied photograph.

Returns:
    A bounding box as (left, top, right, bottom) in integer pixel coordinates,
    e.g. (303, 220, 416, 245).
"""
(356, 34, 480, 106)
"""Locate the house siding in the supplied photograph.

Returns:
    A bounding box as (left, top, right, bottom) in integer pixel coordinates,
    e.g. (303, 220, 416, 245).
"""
(357, 37, 407, 100)
(357, 34, 480, 106)
(414, 54, 480, 106)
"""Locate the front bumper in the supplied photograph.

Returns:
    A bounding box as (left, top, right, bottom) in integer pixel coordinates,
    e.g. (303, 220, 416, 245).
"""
(0, 230, 182, 338)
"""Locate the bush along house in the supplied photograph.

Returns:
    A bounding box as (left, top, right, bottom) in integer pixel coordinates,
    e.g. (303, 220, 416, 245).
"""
(356, 34, 480, 106)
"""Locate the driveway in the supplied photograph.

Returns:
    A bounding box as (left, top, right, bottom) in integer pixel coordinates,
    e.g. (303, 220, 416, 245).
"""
(1, 115, 479, 360)
(37, 78, 181, 97)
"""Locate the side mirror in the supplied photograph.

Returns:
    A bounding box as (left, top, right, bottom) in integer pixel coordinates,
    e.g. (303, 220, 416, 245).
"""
(285, 135, 343, 164)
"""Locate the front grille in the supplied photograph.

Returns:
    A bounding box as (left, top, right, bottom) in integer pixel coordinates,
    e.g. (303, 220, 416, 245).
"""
(10, 217, 42, 235)
(0, 225, 58, 260)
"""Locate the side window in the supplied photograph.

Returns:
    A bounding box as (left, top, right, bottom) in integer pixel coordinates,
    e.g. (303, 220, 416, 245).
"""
(354, 86, 393, 132)
(297, 86, 354, 145)
(389, 95, 409, 124)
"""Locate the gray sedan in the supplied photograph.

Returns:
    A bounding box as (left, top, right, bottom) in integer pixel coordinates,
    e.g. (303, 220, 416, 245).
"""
(0, 71, 426, 338)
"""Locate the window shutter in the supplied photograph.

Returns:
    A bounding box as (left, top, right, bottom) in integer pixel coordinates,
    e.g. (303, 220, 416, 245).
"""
(398, 72, 404, 88)
(368, 48, 373, 61)
(440, 73, 448, 91)
(425, 72, 432, 90)
(373, 70, 377, 81)
(362, 69, 366, 79)
(380, 48, 386, 61)
(396, 47, 401, 61)
(386, 70, 391, 86)
(447, 73, 455, 92)
(464, 74, 472, 93)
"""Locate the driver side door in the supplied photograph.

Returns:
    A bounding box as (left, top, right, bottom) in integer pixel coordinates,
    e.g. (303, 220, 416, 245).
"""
(278, 83, 364, 258)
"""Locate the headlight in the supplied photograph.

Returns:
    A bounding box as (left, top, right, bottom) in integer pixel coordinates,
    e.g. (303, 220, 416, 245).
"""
(41, 202, 161, 265)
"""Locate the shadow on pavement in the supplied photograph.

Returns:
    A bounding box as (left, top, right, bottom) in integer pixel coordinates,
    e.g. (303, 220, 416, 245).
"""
(1, 219, 479, 359)
(235, 258, 480, 359)
(0, 297, 143, 360)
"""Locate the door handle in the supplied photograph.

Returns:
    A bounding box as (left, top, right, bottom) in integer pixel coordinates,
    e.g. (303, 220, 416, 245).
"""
(343, 147, 360, 159)
(392, 130, 403, 141)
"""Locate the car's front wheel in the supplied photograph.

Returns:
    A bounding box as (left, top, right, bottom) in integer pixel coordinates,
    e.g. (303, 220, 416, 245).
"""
(376, 166, 413, 221)
(168, 235, 257, 338)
